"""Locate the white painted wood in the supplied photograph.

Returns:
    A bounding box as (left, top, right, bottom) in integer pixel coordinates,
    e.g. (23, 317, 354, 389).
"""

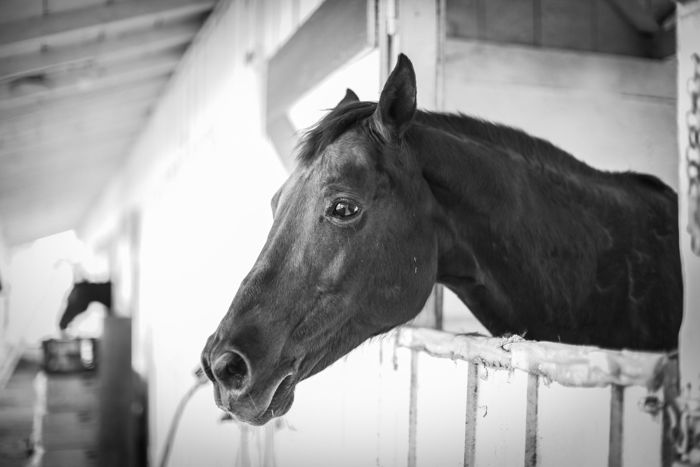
(676, 0, 700, 438)
(538, 384, 610, 467)
(0, 22, 198, 81)
(0, 0, 214, 59)
(0, 52, 177, 111)
(414, 354, 468, 467)
(474, 368, 528, 467)
(443, 39, 678, 191)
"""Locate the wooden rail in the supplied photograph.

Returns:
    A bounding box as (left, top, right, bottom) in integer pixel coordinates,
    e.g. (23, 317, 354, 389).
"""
(396, 327, 669, 390)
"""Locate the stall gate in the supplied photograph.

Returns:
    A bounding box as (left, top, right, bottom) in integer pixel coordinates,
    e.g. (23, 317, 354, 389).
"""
(393, 326, 674, 467)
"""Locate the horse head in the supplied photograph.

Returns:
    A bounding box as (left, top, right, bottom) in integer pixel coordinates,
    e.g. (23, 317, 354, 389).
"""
(201, 55, 439, 425)
(58, 280, 112, 330)
(59, 281, 93, 330)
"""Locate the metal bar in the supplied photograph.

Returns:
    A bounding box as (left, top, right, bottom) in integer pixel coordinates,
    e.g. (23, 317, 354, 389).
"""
(433, 284, 444, 330)
(407, 349, 419, 467)
(524, 373, 539, 467)
(608, 385, 624, 467)
(464, 361, 479, 466)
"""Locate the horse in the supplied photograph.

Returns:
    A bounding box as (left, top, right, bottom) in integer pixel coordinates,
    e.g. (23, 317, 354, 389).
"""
(58, 280, 112, 330)
(201, 54, 682, 425)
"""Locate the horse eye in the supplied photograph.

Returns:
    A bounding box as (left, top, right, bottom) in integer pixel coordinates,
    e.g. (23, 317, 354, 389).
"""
(330, 200, 360, 219)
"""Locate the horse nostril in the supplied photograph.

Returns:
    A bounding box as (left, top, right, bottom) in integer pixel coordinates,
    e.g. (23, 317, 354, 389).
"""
(212, 350, 250, 392)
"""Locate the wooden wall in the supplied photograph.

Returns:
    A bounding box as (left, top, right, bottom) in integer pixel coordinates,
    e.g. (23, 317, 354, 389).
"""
(445, 0, 674, 58)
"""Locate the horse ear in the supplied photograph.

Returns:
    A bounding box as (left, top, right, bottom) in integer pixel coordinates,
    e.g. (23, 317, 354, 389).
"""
(337, 88, 359, 107)
(373, 53, 417, 139)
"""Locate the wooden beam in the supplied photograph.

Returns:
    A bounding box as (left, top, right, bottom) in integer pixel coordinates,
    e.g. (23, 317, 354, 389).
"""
(0, 122, 139, 160)
(0, 77, 166, 123)
(396, 328, 670, 389)
(0, 51, 178, 110)
(0, 22, 198, 82)
(266, 0, 375, 166)
(604, 0, 660, 33)
(0, 98, 153, 142)
(0, 0, 214, 59)
(0, 114, 146, 160)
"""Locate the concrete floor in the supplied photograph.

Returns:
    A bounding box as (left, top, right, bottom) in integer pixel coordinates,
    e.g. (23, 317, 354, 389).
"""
(0, 356, 39, 467)
(0, 353, 100, 467)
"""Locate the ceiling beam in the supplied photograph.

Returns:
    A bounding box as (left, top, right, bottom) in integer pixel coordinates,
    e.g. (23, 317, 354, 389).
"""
(604, 0, 660, 34)
(0, 76, 167, 123)
(0, 120, 140, 158)
(0, 157, 122, 194)
(0, 98, 153, 143)
(0, 50, 179, 110)
(0, 137, 133, 178)
(0, 21, 198, 82)
(0, 0, 215, 59)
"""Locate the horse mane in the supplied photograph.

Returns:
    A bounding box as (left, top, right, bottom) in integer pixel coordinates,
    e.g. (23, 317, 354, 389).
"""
(295, 101, 674, 200)
(297, 101, 593, 174)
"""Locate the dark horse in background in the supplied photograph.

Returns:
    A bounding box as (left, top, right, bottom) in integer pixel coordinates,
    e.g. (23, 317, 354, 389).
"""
(58, 280, 112, 330)
(202, 55, 682, 425)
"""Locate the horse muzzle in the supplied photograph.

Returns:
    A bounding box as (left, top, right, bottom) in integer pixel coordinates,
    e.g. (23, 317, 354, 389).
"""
(201, 337, 297, 425)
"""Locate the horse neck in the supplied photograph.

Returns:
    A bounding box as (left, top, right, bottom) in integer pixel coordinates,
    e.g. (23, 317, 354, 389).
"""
(407, 119, 580, 331)
(408, 123, 518, 272)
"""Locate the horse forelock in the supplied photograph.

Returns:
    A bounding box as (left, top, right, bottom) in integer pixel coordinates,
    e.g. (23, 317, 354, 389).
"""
(296, 101, 378, 166)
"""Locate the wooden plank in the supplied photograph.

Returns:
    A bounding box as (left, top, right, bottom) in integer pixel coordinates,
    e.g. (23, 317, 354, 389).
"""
(43, 412, 97, 450)
(604, 0, 660, 33)
(0, 147, 128, 189)
(266, 0, 374, 115)
(0, 0, 214, 59)
(0, 77, 166, 123)
(464, 361, 479, 466)
(0, 0, 42, 26)
(541, 0, 594, 51)
(0, 22, 198, 82)
(675, 6, 700, 464)
(0, 52, 176, 111)
(483, 0, 536, 45)
(595, 0, 648, 57)
(0, 119, 139, 158)
(266, 0, 375, 165)
(0, 98, 152, 143)
(444, 39, 676, 100)
(396, 327, 670, 389)
(608, 385, 624, 467)
(42, 449, 98, 467)
(524, 373, 539, 467)
(445, 0, 480, 39)
(97, 317, 133, 467)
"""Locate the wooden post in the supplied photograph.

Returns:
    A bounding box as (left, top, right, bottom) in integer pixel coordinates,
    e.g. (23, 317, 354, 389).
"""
(676, 1, 700, 465)
(383, 3, 445, 465)
(98, 316, 133, 467)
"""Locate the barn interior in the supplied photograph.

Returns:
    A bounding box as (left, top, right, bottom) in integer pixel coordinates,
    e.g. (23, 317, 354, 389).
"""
(1, 1, 699, 466)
